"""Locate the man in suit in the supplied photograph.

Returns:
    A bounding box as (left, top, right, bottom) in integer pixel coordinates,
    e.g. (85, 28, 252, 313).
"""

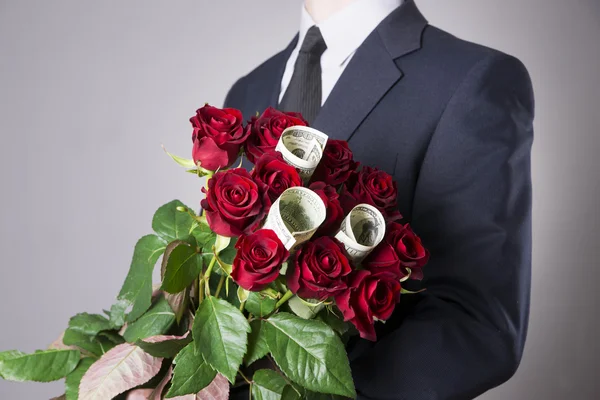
(225, 0, 534, 398)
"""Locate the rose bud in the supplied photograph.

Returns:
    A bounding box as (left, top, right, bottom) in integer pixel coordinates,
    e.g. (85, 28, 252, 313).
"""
(309, 182, 344, 237)
(311, 140, 359, 186)
(287, 237, 352, 301)
(201, 168, 270, 237)
(335, 270, 401, 341)
(190, 105, 249, 171)
(244, 107, 308, 164)
(388, 222, 429, 280)
(231, 229, 289, 292)
(251, 151, 302, 203)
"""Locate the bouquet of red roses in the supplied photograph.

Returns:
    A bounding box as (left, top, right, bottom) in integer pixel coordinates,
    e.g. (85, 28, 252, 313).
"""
(0, 105, 429, 400)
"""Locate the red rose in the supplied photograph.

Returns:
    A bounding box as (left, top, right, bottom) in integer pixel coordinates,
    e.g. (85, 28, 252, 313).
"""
(244, 107, 308, 164)
(201, 168, 270, 237)
(191, 105, 248, 171)
(363, 242, 402, 279)
(309, 182, 344, 237)
(311, 140, 359, 186)
(231, 229, 289, 291)
(364, 223, 429, 280)
(335, 270, 401, 341)
(389, 222, 429, 280)
(340, 166, 401, 221)
(287, 237, 352, 301)
(251, 151, 302, 203)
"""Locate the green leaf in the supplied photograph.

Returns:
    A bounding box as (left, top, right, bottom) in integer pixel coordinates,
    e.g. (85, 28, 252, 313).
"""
(97, 331, 125, 345)
(67, 313, 112, 337)
(217, 237, 237, 262)
(190, 222, 216, 248)
(65, 358, 95, 400)
(252, 369, 287, 400)
(62, 329, 116, 357)
(162, 146, 197, 168)
(316, 310, 350, 337)
(135, 334, 192, 358)
(264, 313, 356, 398)
(164, 289, 190, 325)
(0, 351, 24, 361)
(152, 200, 196, 243)
(165, 342, 217, 398)
(214, 253, 233, 276)
(237, 286, 250, 303)
(288, 296, 325, 320)
(244, 320, 269, 366)
(123, 297, 176, 343)
(213, 236, 237, 277)
(0, 349, 80, 382)
(245, 292, 277, 318)
(160, 240, 192, 324)
(108, 300, 127, 328)
(113, 234, 167, 323)
(161, 242, 203, 294)
(192, 296, 250, 383)
(281, 385, 303, 400)
(214, 235, 231, 254)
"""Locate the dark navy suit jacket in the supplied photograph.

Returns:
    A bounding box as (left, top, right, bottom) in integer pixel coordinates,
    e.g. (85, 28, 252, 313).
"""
(224, 1, 534, 399)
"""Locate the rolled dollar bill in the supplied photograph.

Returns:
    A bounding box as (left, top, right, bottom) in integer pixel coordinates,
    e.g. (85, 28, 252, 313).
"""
(335, 204, 386, 263)
(275, 125, 328, 182)
(262, 187, 326, 251)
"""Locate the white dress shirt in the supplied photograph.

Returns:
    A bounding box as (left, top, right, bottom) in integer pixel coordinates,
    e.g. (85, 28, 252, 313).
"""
(279, 0, 404, 105)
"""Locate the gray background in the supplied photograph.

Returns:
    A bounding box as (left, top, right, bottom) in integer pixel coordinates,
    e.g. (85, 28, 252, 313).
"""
(1, 0, 598, 399)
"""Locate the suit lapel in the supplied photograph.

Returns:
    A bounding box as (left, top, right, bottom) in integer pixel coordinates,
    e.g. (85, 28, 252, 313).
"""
(312, 0, 428, 141)
(312, 33, 402, 141)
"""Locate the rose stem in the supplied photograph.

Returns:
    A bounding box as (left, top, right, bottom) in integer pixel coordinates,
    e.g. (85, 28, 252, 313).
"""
(203, 255, 217, 298)
(198, 278, 204, 304)
(275, 290, 294, 309)
(238, 370, 252, 385)
(197, 170, 214, 302)
(214, 275, 226, 298)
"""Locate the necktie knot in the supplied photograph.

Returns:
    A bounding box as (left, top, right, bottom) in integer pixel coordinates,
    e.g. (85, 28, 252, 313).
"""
(300, 25, 327, 56)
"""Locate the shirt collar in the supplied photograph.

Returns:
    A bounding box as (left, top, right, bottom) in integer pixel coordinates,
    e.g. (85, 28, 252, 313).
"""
(298, 0, 403, 66)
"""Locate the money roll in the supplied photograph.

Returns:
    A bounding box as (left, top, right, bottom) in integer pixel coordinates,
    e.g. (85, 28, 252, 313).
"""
(335, 204, 386, 263)
(275, 125, 328, 182)
(262, 187, 327, 251)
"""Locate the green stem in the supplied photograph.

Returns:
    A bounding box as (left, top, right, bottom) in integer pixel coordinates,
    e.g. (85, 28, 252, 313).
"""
(238, 369, 252, 385)
(203, 255, 217, 297)
(214, 275, 226, 298)
(239, 301, 246, 312)
(275, 290, 294, 309)
(204, 255, 217, 279)
(198, 277, 204, 304)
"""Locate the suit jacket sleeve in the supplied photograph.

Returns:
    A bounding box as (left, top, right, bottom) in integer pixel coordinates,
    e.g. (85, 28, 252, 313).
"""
(351, 53, 535, 400)
(223, 76, 247, 110)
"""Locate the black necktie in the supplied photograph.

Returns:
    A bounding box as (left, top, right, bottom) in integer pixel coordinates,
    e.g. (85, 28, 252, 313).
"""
(279, 26, 327, 124)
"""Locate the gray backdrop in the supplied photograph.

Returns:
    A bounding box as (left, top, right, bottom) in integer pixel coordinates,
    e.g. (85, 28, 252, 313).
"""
(1, 1, 599, 399)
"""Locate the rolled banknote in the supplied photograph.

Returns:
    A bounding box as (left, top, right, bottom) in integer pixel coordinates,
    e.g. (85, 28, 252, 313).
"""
(262, 187, 326, 251)
(335, 204, 386, 263)
(275, 126, 328, 182)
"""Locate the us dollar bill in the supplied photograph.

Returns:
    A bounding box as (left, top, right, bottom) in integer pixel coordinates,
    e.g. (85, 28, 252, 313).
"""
(275, 126, 328, 182)
(335, 204, 386, 263)
(262, 187, 326, 251)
